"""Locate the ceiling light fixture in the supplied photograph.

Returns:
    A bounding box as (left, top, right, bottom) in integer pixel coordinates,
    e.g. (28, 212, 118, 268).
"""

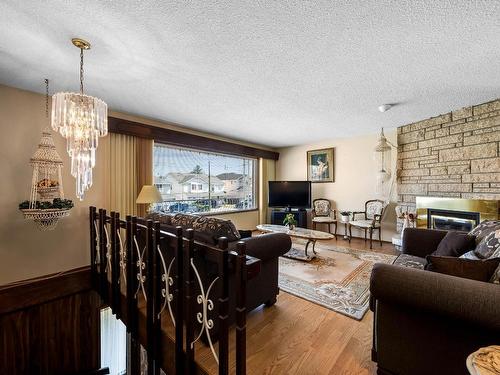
(51, 38, 108, 200)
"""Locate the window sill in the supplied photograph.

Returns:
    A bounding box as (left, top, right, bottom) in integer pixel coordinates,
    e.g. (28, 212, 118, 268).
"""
(197, 208, 259, 217)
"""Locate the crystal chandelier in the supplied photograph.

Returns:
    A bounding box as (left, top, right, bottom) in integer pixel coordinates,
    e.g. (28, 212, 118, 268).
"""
(51, 38, 107, 200)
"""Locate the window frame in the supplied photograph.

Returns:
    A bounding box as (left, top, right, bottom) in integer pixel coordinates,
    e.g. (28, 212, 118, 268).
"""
(153, 142, 260, 216)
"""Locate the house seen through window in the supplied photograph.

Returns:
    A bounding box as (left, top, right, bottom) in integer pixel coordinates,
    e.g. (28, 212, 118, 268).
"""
(153, 144, 256, 214)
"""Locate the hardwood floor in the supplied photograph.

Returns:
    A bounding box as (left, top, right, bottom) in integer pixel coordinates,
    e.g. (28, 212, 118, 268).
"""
(196, 237, 398, 375)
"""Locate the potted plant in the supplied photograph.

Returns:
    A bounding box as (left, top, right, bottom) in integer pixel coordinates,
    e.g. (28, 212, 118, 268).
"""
(19, 198, 74, 230)
(339, 211, 351, 223)
(283, 213, 297, 230)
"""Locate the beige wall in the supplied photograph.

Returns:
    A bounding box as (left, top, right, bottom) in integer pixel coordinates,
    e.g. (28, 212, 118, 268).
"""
(0, 85, 108, 284)
(276, 132, 398, 242)
(0, 84, 267, 284)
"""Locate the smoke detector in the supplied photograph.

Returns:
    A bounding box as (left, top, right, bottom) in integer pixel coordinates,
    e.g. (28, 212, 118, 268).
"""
(378, 104, 393, 113)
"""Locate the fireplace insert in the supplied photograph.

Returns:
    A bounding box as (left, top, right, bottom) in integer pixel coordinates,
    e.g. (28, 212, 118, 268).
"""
(427, 208, 480, 232)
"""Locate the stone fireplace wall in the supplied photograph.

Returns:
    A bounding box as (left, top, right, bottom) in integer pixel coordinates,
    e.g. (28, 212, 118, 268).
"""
(396, 98, 500, 231)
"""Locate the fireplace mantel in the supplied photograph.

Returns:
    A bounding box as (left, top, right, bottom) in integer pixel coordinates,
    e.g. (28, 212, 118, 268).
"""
(416, 197, 499, 229)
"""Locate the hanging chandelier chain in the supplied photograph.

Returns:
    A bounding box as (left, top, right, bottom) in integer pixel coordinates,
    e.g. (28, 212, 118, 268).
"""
(80, 48, 84, 95)
(44, 78, 49, 119)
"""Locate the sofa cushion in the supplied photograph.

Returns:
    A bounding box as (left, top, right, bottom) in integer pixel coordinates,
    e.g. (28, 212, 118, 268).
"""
(469, 220, 500, 255)
(393, 254, 426, 269)
(475, 230, 500, 259)
(492, 264, 500, 284)
(149, 212, 241, 245)
(425, 255, 500, 282)
(432, 231, 476, 257)
(171, 213, 199, 228)
(146, 212, 172, 225)
(459, 250, 481, 260)
(193, 216, 241, 244)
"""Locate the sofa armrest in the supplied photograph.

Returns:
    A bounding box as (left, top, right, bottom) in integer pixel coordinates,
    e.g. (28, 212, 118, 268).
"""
(370, 263, 500, 330)
(239, 233, 291, 261)
(401, 228, 447, 257)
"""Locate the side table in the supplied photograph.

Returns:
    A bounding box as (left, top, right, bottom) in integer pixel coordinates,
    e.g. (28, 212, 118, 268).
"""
(466, 345, 500, 374)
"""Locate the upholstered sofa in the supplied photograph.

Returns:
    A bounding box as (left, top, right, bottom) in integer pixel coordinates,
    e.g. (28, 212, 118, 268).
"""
(145, 212, 291, 338)
(370, 225, 500, 375)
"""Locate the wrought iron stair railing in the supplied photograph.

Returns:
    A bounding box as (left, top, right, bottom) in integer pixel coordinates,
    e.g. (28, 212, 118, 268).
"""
(89, 207, 247, 375)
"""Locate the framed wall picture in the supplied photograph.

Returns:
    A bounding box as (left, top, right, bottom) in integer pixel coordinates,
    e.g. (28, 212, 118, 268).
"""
(307, 148, 334, 183)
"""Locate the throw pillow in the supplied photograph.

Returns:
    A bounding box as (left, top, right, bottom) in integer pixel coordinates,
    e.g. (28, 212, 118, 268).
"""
(491, 263, 500, 284)
(425, 255, 500, 282)
(193, 216, 241, 243)
(146, 212, 172, 225)
(459, 250, 480, 260)
(469, 220, 500, 244)
(474, 229, 500, 259)
(432, 231, 476, 257)
(171, 213, 199, 228)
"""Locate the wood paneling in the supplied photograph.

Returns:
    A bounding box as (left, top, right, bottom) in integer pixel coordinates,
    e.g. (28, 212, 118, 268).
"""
(0, 267, 92, 314)
(108, 116, 280, 160)
(0, 268, 101, 375)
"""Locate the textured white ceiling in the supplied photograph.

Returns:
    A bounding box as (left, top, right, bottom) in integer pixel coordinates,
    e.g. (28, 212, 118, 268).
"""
(1, 1, 499, 147)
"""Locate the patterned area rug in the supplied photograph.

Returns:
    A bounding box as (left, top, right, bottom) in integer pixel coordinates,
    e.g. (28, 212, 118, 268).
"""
(278, 240, 396, 320)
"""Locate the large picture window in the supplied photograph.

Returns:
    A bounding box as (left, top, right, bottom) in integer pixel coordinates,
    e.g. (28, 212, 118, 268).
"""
(153, 144, 257, 214)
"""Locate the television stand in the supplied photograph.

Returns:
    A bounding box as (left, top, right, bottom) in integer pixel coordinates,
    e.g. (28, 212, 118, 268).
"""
(270, 209, 307, 228)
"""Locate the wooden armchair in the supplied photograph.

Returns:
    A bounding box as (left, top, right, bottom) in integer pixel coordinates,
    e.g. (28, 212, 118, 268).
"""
(311, 198, 337, 238)
(348, 199, 385, 249)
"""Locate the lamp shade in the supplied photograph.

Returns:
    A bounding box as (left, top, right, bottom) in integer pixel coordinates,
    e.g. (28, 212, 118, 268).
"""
(136, 185, 163, 204)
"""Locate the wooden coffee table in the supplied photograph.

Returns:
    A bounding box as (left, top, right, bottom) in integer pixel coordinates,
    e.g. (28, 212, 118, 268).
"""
(256, 224, 334, 261)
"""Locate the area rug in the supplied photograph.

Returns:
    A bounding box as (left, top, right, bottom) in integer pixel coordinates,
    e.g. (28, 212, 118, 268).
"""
(278, 240, 396, 320)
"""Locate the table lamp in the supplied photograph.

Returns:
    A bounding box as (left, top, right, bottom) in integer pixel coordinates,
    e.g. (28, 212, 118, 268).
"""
(136, 185, 163, 214)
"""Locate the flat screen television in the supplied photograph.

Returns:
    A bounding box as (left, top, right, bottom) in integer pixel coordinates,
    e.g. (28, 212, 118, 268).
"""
(268, 181, 311, 209)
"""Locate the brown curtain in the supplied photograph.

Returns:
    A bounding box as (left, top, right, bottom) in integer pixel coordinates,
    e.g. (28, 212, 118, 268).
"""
(107, 133, 153, 217)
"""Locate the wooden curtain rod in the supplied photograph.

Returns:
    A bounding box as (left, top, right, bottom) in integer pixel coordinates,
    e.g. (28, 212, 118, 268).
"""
(108, 116, 280, 160)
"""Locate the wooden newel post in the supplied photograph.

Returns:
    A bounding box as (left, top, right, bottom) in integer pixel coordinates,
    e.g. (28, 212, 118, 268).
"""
(114, 212, 122, 319)
(235, 241, 247, 375)
(89, 206, 97, 289)
(98, 209, 107, 302)
(125, 215, 134, 334)
(217, 237, 229, 375)
(146, 220, 155, 374)
(110, 212, 119, 316)
(152, 221, 161, 375)
(128, 216, 140, 375)
(174, 226, 184, 374)
(184, 228, 196, 375)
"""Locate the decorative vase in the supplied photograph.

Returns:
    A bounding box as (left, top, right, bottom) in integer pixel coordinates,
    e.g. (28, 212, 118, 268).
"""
(288, 224, 295, 230)
(341, 215, 349, 223)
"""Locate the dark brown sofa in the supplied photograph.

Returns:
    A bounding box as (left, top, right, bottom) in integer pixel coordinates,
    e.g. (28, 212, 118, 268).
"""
(144, 212, 291, 340)
(370, 228, 500, 375)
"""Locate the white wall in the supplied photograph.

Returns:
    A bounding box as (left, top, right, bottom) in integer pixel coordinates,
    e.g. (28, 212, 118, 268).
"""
(276, 131, 398, 242)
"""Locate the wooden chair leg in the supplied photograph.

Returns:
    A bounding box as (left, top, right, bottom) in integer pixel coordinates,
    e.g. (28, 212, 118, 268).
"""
(369, 228, 373, 249)
(348, 225, 352, 243)
(379, 228, 382, 246)
(334, 222, 337, 240)
(364, 228, 367, 243)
